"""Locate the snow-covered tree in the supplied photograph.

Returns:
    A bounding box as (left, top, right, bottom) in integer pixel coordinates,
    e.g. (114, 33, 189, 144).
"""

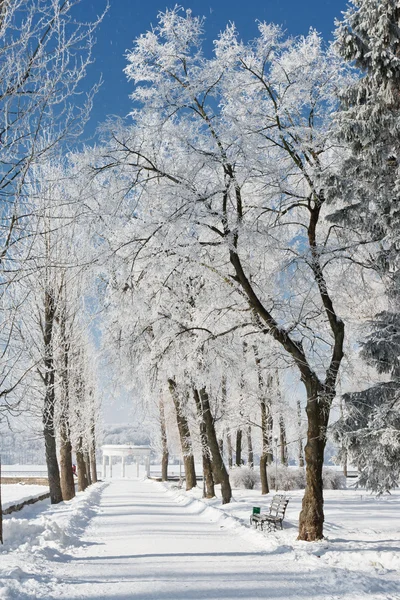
(92, 7, 362, 540)
(0, 0, 104, 416)
(331, 0, 400, 490)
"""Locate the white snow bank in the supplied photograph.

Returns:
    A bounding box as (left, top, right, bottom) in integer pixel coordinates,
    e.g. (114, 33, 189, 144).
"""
(0, 482, 108, 599)
(1, 484, 49, 510)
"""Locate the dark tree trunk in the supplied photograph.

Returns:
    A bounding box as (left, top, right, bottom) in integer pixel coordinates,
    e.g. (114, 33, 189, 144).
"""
(59, 305, 75, 501)
(297, 398, 305, 468)
(235, 429, 242, 466)
(193, 388, 215, 498)
(43, 288, 62, 505)
(260, 454, 269, 496)
(218, 377, 227, 462)
(254, 346, 273, 496)
(90, 423, 98, 483)
(76, 437, 89, 492)
(159, 397, 169, 482)
(201, 450, 215, 498)
(226, 432, 233, 468)
(279, 414, 288, 466)
(247, 425, 254, 468)
(168, 379, 196, 490)
(198, 387, 232, 504)
(298, 378, 330, 541)
(59, 430, 75, 501)
(260, 398, 270, 495)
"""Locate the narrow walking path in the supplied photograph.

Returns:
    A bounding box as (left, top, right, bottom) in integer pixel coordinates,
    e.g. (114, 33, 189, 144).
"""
(41, 479, 399, 600)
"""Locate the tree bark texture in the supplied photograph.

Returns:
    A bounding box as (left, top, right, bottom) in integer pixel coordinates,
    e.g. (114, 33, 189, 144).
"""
(193, 388, 215, 498)
(84, 451, 92, 486)
(235, 429, 242, 466)
(168, 379, 196, 490)
(226, 432, 233, 468)
(298, 378, 330, 541)
(279, 414, 288, 466)
(198, 387, 232, 504)
(59, 430, 75, 501)
(247, 425, 254, 468)
(260, 398, 271, 495)
(76, 437, 89, 492)
(297, 398, 305, 468)
(59, 306, 75, 501)
(90, 422, 98, 483)
(43, 288, 62, 505)
(159, 397, 169, 481)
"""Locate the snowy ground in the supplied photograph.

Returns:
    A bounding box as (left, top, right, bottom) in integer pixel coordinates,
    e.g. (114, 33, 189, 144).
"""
(0, 478, 399, 599)
(1, 484, 49, 511)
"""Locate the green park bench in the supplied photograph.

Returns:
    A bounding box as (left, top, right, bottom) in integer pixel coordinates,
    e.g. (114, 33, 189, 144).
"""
(249, 494, 289, 532)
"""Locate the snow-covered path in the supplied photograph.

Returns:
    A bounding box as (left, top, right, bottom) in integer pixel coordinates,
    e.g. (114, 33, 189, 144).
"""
(39, 479, 399, 600)
(52, 478, 290, 599)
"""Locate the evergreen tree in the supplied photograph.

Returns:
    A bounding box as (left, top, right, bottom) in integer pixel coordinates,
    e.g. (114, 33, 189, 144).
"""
(333, 313, 400, 492)
(331, 0, 400, 491)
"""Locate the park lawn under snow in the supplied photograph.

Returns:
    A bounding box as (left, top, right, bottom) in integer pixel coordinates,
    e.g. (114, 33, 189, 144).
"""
(1, 484, 49, 511)
(0, 478, 399, 599)
(165, 481, 400, 575)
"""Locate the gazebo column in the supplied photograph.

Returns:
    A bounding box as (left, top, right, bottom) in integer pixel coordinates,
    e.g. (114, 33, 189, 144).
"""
(145, 455, 150, 477)
(102, 454, 107, 478)
(136, 457, 139, 477)
(121, 456, 126, 478)
(109, 456, 113, 478)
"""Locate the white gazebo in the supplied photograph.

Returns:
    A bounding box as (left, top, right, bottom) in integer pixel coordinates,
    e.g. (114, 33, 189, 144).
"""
(102, 444, 152, 478)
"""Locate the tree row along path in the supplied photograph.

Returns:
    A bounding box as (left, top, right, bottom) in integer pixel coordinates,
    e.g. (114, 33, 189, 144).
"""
(40, 480, 395, 600)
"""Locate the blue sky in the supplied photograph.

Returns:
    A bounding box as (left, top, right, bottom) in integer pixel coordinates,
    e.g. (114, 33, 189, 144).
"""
(75, 0, 345, 140)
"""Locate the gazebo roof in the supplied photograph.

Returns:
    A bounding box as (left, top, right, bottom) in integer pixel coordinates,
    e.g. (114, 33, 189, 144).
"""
(102, 444, 152, 457)
(102, 444, 151, 450)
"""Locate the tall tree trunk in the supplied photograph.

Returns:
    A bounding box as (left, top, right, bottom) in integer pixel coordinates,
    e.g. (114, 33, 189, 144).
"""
(218, 436, 224, 459)
(297, 398, 305, 468)
(339, 396, 347, 477)
(59, 304, 75, 501)
(168, 379, 196, 490)
(235, 429, 242, 466)
(89, 422, 98, 483)
(193, 388, 215, 498)
(260, 398, 270, 495)
(247, 425, 254, 468)
(43, 288, 62, 505)
(254, 346, 273, 494)
(59, 424, 75, 501)
(226, 432, 233, 468)
(76, 437, 89, 492)
(218, 376, 227, 462)
(298, 378, 330, 541)
(159, 397, 169, 482)
(279, 414, 288, 466)
(84, 451, 92, 486)
(198, 387, 232, 504)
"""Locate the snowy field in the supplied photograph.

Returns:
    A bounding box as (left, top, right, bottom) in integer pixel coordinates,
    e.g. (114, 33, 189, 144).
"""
(1, 484, 49, 511)
(0, 478, 399, 599)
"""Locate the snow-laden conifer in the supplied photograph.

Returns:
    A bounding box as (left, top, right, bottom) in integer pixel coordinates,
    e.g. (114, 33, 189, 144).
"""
(332, 0, 400, 490)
